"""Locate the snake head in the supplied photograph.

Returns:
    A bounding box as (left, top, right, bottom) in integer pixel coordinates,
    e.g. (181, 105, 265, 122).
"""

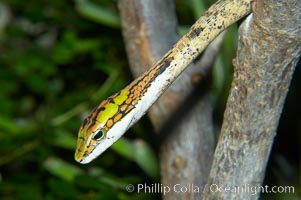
(74, 118, 108, 164)
(74, 89, 135, 164)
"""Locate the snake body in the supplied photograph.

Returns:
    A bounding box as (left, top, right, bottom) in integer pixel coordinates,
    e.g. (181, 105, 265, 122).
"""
(75, 0, 251, 164)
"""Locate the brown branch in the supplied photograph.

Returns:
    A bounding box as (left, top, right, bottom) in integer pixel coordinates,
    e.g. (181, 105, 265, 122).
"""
(118, 0, 226, 199)
(203, 0, 301, 199)
(159, 32, 225, 200)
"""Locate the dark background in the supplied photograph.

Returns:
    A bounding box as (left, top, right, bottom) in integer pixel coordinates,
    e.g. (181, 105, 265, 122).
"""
(0, 0, 299, 199)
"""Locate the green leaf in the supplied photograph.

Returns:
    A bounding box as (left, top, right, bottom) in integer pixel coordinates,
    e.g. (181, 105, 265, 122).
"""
(211, 55, 225, 104)
(52, 31, 77, 64)
(75, 0, 121, 29)
(190, 0, 206, 18)
(0, 115, 20, 134)
(52, 129, 77, 150)
(112, 138, 159, 179)
(111, 138, 135, 160)
(75, 38, 101, 53)
(44, 157, 83, 181)
(132, 139, 159, 179)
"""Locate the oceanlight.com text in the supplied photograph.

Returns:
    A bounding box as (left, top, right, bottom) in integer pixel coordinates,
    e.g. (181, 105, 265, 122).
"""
(125, 183, 295, 196)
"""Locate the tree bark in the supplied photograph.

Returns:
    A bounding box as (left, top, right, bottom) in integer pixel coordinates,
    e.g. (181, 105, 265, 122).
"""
(118, 0, 222, 199)
(203, 0, 301, 199)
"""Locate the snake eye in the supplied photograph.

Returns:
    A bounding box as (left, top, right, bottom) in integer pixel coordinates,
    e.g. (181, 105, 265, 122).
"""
(93, 129, 106, 140)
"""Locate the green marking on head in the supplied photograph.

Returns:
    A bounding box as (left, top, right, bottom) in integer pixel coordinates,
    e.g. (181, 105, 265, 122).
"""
(114, 89, 129, 105)
(74, 88, 131, 163)
(96, 103, 118, 123)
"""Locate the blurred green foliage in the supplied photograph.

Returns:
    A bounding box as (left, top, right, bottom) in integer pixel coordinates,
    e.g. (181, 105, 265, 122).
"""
(0, 0, 299, 199)
(0, 0, 159, 199)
